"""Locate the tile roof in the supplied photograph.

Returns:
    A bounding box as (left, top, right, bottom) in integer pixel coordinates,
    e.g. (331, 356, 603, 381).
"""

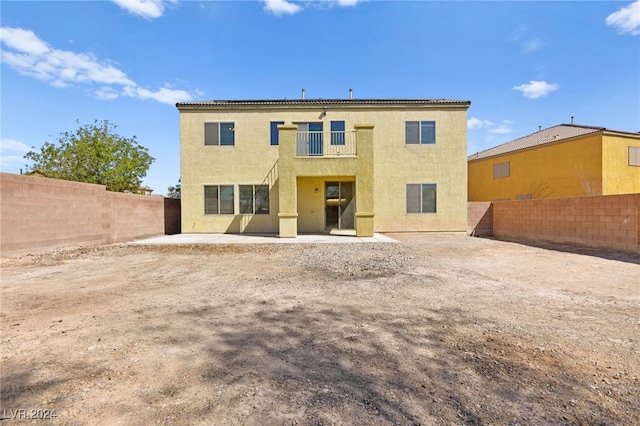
(468, 124, 608, 161)
(176, 98, 471, 109)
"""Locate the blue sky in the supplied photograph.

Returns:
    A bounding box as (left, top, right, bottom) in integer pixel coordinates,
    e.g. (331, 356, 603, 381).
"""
(1, 0, 639, 195)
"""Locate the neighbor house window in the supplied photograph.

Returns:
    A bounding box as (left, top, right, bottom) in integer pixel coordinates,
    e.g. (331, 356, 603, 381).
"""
(406, 183, 437, 213)
(239, 185, 269, 214)
(516, 194, 532, 200)
(630, 146, 640, 166)
(270, 121, 285, 146)
(205, 122, 235, 146)
(493, 161, 510, 178)
(204, 185, 234, 214)
(405, 121, 436, 144)
(330, 121, 345, 145)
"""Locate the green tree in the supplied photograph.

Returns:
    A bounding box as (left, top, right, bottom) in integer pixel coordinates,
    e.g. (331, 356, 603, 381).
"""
(24, 119, 155, 193)
(167, 178, 181, 199)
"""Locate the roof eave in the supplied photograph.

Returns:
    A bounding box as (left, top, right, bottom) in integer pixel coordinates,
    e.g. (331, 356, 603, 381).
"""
(176, 99, 471, 111)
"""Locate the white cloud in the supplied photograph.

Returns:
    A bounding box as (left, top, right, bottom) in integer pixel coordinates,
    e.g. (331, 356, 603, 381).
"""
(0, 27, 49, 55)
(509, 25, 528, 42)
(468, 117, 494, 130)
(468, 118, 513, 138)
(336, 0, 365, 6)
(262, 0, 365, 15)
(94, 86, 120, 100)
(606, 0, 640, 35)
(513, 80, 559, 99)
(262, 0, 303, 15)
(522, 39, 543, 53)
(0, 26, 195, 105)
(0, 138, 32, 170)
(1, 138, 32, 154)
(124, 86, 194, 104)
(489, 125, 512, 135)
(111, 0, 167, 19)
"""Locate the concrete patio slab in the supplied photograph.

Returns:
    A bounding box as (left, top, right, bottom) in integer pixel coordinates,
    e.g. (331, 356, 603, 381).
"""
(128, 232, 397, 245)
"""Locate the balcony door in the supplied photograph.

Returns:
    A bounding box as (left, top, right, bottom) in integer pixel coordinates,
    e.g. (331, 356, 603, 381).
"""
(325, 181, 354, 231)
(296, 122, 323, 156)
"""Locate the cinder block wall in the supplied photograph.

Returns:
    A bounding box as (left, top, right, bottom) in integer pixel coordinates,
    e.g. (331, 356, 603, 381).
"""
(0, 173, 178, 257)
(467, 202, 493, 236)
(492, 194, 640, 254)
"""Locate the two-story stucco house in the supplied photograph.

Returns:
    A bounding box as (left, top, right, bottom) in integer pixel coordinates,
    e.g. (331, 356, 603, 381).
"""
(176, 97, 471, 237)
(468, 123, 640, 202)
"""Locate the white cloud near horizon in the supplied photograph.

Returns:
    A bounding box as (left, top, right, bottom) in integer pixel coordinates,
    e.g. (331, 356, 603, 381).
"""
(468, 117, 494, 130)
(606, 0, 640, 35)
(111, 0, 173, 19)
(513, 80, 559, 99)
(489, 125, 512, 135)
(0, 27, 195, 105)
(0, 138, 32, 170)
(468, 118, 512, 139)
(1, 138, 32, 154)
(262, 0, 365, 16)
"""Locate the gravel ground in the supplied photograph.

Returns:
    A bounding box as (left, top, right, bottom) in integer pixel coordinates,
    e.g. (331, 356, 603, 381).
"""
(1, 233, 639, 425)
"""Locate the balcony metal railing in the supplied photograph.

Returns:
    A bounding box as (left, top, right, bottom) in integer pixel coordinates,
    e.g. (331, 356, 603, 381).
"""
(296, 131, 356, 157)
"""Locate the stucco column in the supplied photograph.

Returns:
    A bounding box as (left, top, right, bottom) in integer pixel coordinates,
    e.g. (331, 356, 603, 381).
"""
(277, 125, 299, 237)
(355, 124, 375, 237)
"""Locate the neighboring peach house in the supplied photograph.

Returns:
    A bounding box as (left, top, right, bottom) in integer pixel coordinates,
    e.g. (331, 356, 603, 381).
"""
(468, 124, 640, 201)
(176, 97, 471, 237)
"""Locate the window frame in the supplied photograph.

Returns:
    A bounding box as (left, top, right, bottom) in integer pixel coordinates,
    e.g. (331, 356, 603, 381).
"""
(270, 121, 285, 146)
(330, 120, 346, 145)
(493, 161, 510, 178)
(405, 120, 436, 145)
(239, 184, 269, 215)
(204, 184, 234, 215)
(204, 122, 235, 146)
(406, 183, 437, 214)
(629, 146, 640, 166)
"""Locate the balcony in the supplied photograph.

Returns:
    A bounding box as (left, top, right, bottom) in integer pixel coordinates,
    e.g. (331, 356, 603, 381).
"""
(296, 131, 356, 157)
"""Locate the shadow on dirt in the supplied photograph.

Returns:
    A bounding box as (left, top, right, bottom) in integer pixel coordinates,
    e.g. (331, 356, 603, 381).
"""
(176, 302, 630, 425)
(482, 236, 640, 265)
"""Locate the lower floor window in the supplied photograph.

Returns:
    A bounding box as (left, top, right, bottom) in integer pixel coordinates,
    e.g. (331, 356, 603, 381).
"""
(406, 183, 437, 213)
(240, 184, 269, 214)
(204, 185, 234, 214)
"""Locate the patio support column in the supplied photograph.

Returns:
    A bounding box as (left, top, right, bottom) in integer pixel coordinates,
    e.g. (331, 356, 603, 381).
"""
(277, 125, 299, 237)
(355, 124, 375, 237)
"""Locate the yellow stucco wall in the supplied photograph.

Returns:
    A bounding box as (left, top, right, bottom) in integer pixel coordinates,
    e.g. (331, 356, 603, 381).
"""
(180, 103, 468, 233)
(602, 133, 640, 195)
(296, 176, 356, 233)
(372, 109, 468, 232)
(468, 135, 604, 201)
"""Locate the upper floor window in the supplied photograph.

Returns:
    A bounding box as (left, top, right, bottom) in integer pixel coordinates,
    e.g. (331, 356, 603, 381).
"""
(204, 185, 234, 214)
(406, 121, 435, 144)
(240, 184, 269, 215)
(270, 121, 285, 146)
(629, 146, 640, 166)
(205, 122, 235, 146)
(330, 121, 346, 145)
(493, 161, 510, 178)
(406, 183, 437, 213)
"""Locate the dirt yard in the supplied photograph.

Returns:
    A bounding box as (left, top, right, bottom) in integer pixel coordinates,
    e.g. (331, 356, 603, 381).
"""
(1, 234, 639, 425)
